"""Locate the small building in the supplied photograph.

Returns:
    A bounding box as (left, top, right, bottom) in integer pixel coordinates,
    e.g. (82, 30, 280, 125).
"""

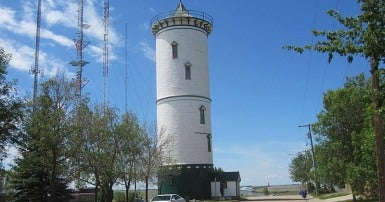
(211, 172, 241, 199)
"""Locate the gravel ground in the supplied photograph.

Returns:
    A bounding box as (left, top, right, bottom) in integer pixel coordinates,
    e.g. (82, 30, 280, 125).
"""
(246, 194, 353, 202)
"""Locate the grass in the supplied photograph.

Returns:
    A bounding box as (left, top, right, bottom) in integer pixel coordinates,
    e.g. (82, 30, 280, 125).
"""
(318, 192, 351, 200)
(318, 193, 379, 202)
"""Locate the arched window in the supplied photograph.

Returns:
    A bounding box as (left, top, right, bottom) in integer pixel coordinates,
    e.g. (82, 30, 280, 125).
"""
(207, 134, 212, 152)
(199, 106, 206, 124)
(184, 62, 191, 80)
(171, 41, 178, 59)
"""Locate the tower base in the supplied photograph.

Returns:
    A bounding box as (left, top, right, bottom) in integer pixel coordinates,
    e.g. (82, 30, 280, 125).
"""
(158, 164, 213, 200)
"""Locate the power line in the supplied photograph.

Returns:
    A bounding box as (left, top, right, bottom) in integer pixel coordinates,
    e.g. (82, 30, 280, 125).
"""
(316, 0, 341, 114)
(299, 0, 318, 122)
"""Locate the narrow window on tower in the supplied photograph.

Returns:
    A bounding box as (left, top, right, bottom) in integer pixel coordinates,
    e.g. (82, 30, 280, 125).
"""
(207, 134, 212, 152)
(185, 62, 191, 79)
(199, 106, 206, 124)
(171, 41, 178, 59)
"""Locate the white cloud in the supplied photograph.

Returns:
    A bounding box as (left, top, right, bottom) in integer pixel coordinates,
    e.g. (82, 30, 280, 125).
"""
(42, 29, 73, 48)
(139, 41, 155, 62)
(0, 0, 122, 78)
(213, 141, 304, 185)
(21, 1, 35, 22)
(88, 44, 103, 63)
(0, 6, 17, 26)
(0, 38, 35, 71)
(39, 51, 76, 79)
(3, 145, 19, 168)
(149, 7, 156, 14)
(0, 2, 74, 47)
(140, 22, 150, 32)
(0, 37, 75, 79)
(41, 0, 122, 63)
(82, 0, 122, 61)
(45, 10, 74, 27)
(42, 1, 77, 28)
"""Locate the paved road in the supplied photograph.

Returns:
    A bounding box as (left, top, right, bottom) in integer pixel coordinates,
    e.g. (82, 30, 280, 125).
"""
(246, 194, 353, 202)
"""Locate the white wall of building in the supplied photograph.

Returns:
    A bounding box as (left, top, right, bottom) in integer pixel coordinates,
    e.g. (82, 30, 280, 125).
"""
(211, 181, 239, 198)
(155, 26, 210, 100)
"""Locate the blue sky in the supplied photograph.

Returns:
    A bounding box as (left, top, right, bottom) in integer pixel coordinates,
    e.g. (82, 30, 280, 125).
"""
(1, 0, 369, 186)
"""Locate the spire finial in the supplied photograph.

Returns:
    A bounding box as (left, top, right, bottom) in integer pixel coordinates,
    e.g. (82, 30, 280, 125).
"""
(174, 1, 188, 16)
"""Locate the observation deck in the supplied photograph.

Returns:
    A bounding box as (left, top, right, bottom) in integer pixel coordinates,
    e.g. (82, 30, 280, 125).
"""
(150, 3, 213, 35)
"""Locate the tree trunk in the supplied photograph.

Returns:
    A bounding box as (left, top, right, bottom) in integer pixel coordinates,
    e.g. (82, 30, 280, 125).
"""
(145, 176, 149, 202)
(108, 183, 114, 202)
(94, 175, 100, 202)
(50, 149, 57, 201)
(370, 56, 385, 202)
(125, 179, 131, 202)
(101, 184, 107, 202)
(95, 184, 99, 202)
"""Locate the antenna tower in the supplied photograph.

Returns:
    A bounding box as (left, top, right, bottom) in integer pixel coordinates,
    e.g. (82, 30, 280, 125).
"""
(125, 22, 128, 113)
(70, 0, 90, 99)
(31, 0, 42, 108)
(103, 0, 110, 108)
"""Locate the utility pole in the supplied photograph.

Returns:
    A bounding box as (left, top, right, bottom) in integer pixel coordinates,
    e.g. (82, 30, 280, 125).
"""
(299, 124, 318, 196)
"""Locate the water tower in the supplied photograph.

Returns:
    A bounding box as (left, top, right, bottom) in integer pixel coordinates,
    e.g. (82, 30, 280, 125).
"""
(151, 2, 213, 199)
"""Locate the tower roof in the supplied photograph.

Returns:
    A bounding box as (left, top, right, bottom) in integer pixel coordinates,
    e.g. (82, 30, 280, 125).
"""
(150, 2, 213, 35)
(173, 2, 190, 17)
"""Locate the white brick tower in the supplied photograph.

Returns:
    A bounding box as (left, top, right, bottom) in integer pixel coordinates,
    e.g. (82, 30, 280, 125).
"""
(151, 2, 213, 199)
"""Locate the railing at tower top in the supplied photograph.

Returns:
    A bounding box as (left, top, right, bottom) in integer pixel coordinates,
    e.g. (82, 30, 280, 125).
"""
(150, 9, 213, 27)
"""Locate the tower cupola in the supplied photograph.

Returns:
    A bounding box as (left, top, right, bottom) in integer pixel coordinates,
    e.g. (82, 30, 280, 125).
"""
(150, 2, 213, 35)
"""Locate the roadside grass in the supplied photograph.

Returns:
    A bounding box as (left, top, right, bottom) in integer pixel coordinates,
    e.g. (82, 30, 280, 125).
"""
(318, 193, 378, 202)
(318, 192, 378, 201)
(318, 192, 350, 200)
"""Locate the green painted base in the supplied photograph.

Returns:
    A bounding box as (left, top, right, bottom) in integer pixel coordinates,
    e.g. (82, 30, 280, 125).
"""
(158, 164, 214, 200)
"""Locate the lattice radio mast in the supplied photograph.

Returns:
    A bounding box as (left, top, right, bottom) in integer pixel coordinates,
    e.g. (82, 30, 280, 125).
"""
(125, 22, 128, 113)
(31, 0, 42, 108)
(70, 0, 90, 99)
(102, 0, 110, 108)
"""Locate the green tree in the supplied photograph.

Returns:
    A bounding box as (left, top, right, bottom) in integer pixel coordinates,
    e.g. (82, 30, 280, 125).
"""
(289, 151, 313, 186)
(115, 111, 144, 202)
(286, 1, 385, 200)
(68, 100, 92, 191)
(0, 47, 23, 165)
(315, 141, 345, 190)
(347, 129, 377, 199)
(73, 104, 121, 202)
(12, 75, 76, 201)
(263, 187, 269, 196)
(140, 124, 161, 202)
(312, 74, 378, 199)
(139, 125, 179, 202)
